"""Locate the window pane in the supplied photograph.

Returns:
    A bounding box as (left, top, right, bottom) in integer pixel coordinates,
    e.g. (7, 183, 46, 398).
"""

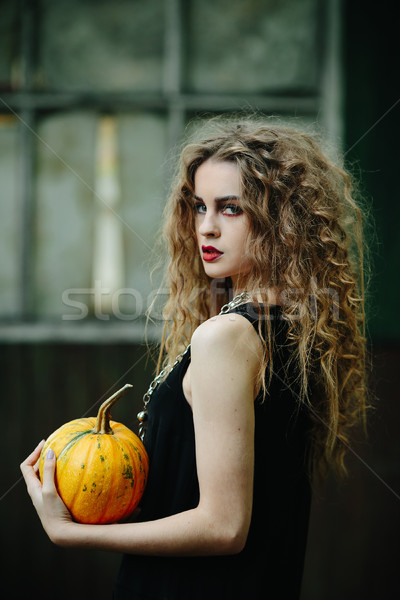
(34, 111, 97, 318)
(33, 111, 167, 320)
(0, 116, 20, 317)
(186, 0, 319, 93)
(185, 112, 319, 140)
(38, 0, 164, 92)
(118, 112, 168, 318)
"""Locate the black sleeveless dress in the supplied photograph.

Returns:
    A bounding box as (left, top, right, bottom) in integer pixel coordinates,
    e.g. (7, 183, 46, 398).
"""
(114, 304, 312, 599)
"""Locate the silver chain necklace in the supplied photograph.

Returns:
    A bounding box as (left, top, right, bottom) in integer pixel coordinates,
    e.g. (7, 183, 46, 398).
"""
(137, 291, 250, 441)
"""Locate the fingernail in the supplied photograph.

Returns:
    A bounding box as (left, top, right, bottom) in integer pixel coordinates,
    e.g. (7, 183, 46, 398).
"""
(46, 448, 55, 460)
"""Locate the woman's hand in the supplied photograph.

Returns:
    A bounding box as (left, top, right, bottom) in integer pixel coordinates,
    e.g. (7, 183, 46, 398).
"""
(20, 440, 73, 545)
(18, 314, 263, 557)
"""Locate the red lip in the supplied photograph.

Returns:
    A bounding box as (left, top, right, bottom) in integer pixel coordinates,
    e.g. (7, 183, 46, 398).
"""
(201, 245, 223, 262)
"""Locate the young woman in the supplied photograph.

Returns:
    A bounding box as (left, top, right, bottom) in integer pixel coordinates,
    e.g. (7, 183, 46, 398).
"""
(21, 117, 369, 599)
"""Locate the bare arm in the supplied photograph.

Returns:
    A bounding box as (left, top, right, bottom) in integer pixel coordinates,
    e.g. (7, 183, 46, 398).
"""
(21, 314, 263, 556)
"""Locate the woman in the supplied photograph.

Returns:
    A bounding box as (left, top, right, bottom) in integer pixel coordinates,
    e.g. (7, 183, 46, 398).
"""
(21, 117, 369, 599)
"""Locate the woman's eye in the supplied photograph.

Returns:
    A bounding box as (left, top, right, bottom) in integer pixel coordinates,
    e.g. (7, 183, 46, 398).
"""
(221, 204, 243, 216)
(194, 203, 206, 214)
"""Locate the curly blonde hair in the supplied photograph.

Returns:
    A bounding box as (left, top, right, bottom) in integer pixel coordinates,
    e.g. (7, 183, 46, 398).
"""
(150, 116, 371, 479)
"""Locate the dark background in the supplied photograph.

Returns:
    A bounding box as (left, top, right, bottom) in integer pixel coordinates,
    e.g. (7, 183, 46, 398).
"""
(1, 1, 399, 598)
(302, 1, 400, 596)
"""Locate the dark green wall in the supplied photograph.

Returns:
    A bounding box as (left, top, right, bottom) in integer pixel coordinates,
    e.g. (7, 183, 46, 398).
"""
(344, 0, 400, 341)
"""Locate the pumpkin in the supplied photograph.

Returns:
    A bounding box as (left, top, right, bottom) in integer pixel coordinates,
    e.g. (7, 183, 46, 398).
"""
(38, 384, 148, 524)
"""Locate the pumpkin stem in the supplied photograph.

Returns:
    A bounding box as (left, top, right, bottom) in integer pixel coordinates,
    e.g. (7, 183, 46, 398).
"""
(93, 384, 133, 435)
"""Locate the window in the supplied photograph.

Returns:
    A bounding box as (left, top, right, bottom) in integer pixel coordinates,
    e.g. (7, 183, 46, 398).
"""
(0, 0, 342, 342)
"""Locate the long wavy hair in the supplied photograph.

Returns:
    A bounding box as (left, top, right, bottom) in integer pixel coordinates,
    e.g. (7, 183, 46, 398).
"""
(149, 116, 371, 478)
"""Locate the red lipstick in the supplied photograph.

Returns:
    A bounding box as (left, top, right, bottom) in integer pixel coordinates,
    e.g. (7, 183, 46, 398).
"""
(202, 245, 223, 262)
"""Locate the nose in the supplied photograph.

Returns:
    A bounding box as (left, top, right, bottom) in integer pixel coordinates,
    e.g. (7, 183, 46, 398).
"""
(198, 210, 220, 238)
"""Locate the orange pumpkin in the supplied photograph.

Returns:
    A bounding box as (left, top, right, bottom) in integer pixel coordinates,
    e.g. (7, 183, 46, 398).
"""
(39, 384, 148, 524)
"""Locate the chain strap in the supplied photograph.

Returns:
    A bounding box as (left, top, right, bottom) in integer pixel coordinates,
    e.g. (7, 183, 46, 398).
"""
(137, 291, 250, 441)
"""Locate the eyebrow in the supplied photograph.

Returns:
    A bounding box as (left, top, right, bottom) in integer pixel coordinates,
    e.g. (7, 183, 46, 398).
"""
(192, 194, 240, 203)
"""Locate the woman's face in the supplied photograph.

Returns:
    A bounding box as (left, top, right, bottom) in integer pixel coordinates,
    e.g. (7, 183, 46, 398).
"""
(193, 159, 252, 287)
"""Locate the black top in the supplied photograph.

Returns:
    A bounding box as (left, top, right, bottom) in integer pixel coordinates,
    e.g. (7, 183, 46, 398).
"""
(114, 304, 312, 599)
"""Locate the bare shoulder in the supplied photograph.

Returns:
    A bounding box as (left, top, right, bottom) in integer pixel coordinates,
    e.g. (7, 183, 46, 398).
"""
(191, 313, 264, 364)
